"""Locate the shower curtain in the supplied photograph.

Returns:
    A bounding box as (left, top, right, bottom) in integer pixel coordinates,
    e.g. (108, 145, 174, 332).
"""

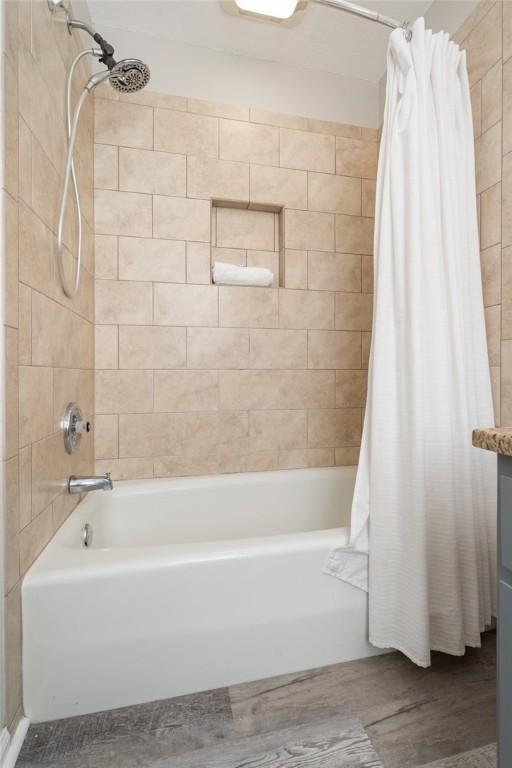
(326, 18, 497, 667)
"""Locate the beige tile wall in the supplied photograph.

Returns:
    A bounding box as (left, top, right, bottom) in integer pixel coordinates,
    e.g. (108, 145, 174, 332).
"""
(3, 1, 95, 729)
(453, 1, 506, 426)
(93, 85, 378, 480)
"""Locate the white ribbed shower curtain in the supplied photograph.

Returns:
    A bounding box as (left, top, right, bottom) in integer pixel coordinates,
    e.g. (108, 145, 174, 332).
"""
(326, 18, 497, 667)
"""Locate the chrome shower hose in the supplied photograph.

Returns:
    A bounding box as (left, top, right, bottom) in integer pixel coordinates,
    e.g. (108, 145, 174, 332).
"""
(56, 49, 98, 298)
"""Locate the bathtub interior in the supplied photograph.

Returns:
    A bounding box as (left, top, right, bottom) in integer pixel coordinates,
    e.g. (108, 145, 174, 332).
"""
(67, 466, 357, 549)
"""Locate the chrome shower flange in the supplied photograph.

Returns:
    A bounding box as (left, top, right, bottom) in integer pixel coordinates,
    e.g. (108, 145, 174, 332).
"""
(47, 0, 67, 12)
(61, 402, 91, 455)
(47, 0, 73, 34)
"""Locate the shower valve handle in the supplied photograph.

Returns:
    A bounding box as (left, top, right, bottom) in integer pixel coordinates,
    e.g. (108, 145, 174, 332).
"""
(75, 419, 91, 435)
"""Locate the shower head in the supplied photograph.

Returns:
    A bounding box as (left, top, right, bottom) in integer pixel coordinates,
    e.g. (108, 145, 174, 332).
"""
(108, 59, 151, 93)
(85, 58, 151, 94)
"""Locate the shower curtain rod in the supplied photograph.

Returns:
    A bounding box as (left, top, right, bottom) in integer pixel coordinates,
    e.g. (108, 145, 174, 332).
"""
(314, 0, 412, 39)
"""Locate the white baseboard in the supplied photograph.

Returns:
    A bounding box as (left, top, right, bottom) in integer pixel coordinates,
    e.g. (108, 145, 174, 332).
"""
(0, 730, 9, 765)
(0, 718, 30, 768)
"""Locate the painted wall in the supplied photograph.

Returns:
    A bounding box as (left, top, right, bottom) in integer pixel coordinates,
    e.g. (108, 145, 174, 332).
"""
(93, 85, 377, 480)
(85, 1, 480, 131)
(89, 24, 380, 129)
(2, 0, 95, 730)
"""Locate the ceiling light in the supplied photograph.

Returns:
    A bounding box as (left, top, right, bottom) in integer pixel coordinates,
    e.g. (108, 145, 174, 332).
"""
(234, 0, 299, 19)
(223, 1, 307, 25)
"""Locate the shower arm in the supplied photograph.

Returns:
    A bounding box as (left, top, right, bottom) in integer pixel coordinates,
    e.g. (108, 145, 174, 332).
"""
(314, 0, 412, 40)
(67, 18, 117, 69)
(47, 1, 118, 68)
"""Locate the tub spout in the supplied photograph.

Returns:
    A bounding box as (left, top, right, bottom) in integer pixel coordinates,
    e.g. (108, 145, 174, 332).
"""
(68, 473, 113, 494)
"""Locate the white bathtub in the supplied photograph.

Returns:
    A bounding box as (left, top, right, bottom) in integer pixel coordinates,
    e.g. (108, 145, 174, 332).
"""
(22, 466, 381, 723)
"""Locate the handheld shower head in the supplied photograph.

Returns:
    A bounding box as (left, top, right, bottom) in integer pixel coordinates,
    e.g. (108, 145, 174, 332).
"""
(84, 58, 150, 94)
(109, 59, 151, 93)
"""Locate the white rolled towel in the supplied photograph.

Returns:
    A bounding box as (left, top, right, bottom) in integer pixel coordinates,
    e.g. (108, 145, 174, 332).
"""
(212, 261, 273, 287)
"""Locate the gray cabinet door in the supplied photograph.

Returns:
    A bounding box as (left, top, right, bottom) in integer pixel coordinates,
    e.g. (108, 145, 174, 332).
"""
(499, 580, 512, 767)
(498, 456, 512, 767)
(500, 475, 512, 574)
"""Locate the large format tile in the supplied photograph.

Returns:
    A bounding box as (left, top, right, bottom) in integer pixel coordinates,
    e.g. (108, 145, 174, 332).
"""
(94, 190, 152, 237)
(480, 182, 501, 250)
(154, 284, 218, 327)
(219, 286, 278, 328)
(153, 196, 210, 242)
(154, 109, 218, 158)
(95, 100, 153, 149)
(219, 370, 335, 410)
(280, 128, 335, 173)
(250, 165, 307, 210)
(220, 119, 279, 166)
(5, 583, 22, 730)
(119, 413, 185, 458)
(187, 156, 249, 201)
(464, 1, 501, 87)
(503, 151, 512, 247)
(187, 328, 249, 369)
(475, 122, 501, 195)
(336, 138, 377, 179)
(94, 144, 118, 191)
(250, 410, 307, 452)
(284, 210, 335, 252)
(119, 147, 186, 196)
(307, 252, 361, 292)
(118, 237, 186, 283)
(481, 61, 501, 134)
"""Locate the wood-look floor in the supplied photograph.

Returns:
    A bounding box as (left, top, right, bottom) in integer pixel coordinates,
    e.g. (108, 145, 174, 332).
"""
(16, 631, 497, 768)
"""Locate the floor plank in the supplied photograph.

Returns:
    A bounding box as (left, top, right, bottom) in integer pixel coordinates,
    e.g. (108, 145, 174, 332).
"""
(417, 743, 496, 767)
(17, 688, 234, 765)
(229, 633, 496, 744)
(143, 718, 383, 768)
(17, 718, 383, 768)
(364, 676, 495, 767)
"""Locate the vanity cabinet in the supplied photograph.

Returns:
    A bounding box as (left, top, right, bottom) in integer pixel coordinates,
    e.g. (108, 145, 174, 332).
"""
(498, 455, 512, 767)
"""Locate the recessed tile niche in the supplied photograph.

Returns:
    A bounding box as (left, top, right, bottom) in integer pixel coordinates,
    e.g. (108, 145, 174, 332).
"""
(210, 199, 284, 287)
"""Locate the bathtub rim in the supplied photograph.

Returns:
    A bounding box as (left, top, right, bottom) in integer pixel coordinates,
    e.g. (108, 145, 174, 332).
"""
(83, 464, 357, 499)
(23, 527, 349, 587)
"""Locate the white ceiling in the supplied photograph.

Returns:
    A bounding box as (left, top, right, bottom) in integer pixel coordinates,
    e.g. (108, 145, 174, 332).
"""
(86, 0, 476, 85)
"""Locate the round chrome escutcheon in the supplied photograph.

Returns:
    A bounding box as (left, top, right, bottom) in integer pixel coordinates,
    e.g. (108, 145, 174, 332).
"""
(61, 402, 91, 455)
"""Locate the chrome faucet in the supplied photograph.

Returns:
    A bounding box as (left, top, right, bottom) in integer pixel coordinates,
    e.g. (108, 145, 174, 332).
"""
(68, 473, 113, 494)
